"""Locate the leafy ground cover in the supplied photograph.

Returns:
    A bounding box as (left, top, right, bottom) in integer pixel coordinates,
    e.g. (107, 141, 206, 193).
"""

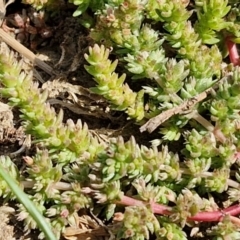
(1, 0, 240, 239)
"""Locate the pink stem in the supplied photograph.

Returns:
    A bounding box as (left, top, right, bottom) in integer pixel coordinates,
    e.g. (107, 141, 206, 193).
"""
(188, 210, 222, 222)
(117, 195, 172, 215)
(118, 195, 240, 223)
(226, 37, 239, 66)
(188, 204, 240, 222)
(224, 204, 240, 216)
(229, 216, 240, 227)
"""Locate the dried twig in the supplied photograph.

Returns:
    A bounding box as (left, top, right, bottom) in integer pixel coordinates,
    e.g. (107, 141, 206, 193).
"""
(0, 0, 53, 75)
(140, 90, 211, 133)
(9, 134, 31, 157)
(0, 29, 53, 75)
(140, 75, 231, 133)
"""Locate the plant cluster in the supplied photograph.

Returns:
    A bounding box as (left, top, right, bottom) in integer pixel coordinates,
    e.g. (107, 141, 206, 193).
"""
(1, 0, 240, 240)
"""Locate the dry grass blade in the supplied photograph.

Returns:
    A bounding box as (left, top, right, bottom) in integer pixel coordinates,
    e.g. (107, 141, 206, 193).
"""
(140, 90, 210, 133)
(63, 214, 109, 240)
(140, 74, 232, 133)
(0, 28, 53, 75)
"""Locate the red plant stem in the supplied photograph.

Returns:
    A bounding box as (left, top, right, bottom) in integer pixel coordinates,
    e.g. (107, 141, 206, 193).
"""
(152, 201, 172, 215)
(223, 204, 240, 212)
(226, 37, 240, 66)
(189, 204, 240, 222)
(224, 204, 240, 216)
(229, 216, 240, 227)
(117, 195, 172, 215)
(187, 210, 222, 222)
(118, 195, 240, 223)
